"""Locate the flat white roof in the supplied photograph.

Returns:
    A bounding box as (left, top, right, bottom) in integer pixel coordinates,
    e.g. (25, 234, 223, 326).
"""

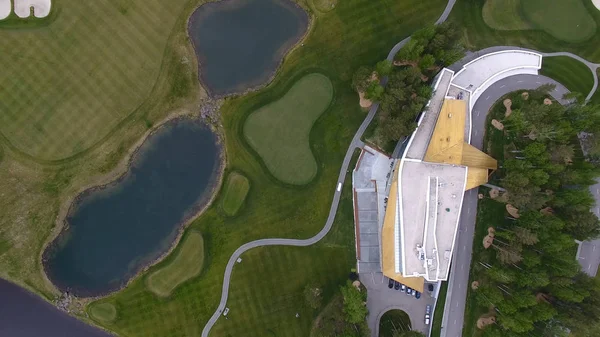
(0, 0, 11, 19)
(14, 0, 51, 18)
(452, 50, 542, 92)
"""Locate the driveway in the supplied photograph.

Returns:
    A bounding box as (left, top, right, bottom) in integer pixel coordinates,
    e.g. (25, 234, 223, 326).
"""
(360, 273, 434, 336)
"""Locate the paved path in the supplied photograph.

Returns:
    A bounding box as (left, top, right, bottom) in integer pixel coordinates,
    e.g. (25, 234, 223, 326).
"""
(440, 74, 570, 337)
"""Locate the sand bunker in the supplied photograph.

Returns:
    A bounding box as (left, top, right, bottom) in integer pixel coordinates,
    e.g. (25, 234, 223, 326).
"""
(506, 204, 520, 218)
(358, 91, 373, 108)
(491, 119, 504, 130)
(483, 227, 495, 249)
(477, 315, 496, 329)
(594, 0, 600, 11)
(471, 281, 479, 290)
(14, 0, 51, 18)
(522, 92, 529, 100)
(543, 98, 553, 105)
(0, 0, 10, 20)
(503, 99, 512, 117)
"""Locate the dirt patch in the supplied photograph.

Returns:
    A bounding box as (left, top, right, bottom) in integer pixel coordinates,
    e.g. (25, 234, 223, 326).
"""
(471, 281, 479, 290)
(489, 189, 499, 199)
(358, 91, 373, 109)
(393, 60, 418, 67)
(544, 98, 553, 105)
(522, 92, 529, 100)
(540, 207, 553, 215)
(478, 193, 484, 199)
(477, 315, 496, 329)
(503, 99, 512, 117)
(491, 119, 504, 130)
(506, 204, 520, 218)
(352, 280, 362, 290)
(483, 227, 495, 249)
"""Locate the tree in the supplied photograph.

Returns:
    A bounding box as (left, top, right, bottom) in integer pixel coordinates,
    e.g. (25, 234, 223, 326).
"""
(418, 54, 435, 70)
(365, 82, 384, 101)
(303, 284, 323, 309)
(352, 66, 374, 92)
(393, 331, 425, 337)
(340, 281, 368, 324)
(376, 60, 393, 77)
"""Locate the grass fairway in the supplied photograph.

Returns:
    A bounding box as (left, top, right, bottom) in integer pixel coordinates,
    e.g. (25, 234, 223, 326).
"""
(79, 0, 448, 335)
(540, 56, 595, 96)
(244, 73, 333, 185)
(482, 0, 532, 30)
(146, 231, 205, 298)
(521, 0, 596, 43)
(221, 172, 250, 216)
(89, 302, 117, 323)
(0, 0, 198, 160)
(379, 310, 412, 337)
(450, 0, 600, 63)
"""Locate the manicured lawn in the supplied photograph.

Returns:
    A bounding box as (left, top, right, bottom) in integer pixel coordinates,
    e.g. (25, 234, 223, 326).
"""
(540, 56, 595, 97)
(449, 0, 600, 63)
(481, 0, 532, 31)
(430, 281, 448, 337)
(146, 231, 205, 297)
(89, 302, 117, 323)
(379, 309, 412, 337)
(0, 0, 200, 160)
(521, 0, 596, 43)
(244, 73, 333, 185)
(221, 172, 250, 216)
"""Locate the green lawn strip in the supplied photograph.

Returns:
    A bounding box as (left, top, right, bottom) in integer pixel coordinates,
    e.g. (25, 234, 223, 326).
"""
(88, 0, 447, 336)
(521, 0, 597, 43)
(430, 281, 448, 337)
(379, 309, 412, 337)
(481, 0, 532, 31)
(146, 231, 205, 297)
(221, 172, 250, 216)
(89, 302, 117, 323)
(449, 0, 600, 63)
(244, 73, 333, 185)
(540, 56, 595, 97)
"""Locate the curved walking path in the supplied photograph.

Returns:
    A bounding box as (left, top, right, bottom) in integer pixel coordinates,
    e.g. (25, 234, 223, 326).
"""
(201, 2, 458, 336)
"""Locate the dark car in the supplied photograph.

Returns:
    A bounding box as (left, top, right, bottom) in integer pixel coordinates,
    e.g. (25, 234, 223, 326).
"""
(394, 281, 400, 290)
(428, 284, 434, 292)
(415, 291, 421, 299)
(388, 278, 394, 289)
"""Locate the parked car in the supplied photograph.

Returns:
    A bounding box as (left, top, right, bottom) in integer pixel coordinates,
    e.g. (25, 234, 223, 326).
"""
(425, 314, 430, 325)
(426, 305, 432, 315)
(400, 284, 406, 292)
(406, 288, 412, 295)
(388, 278, 394, 289)
(428, 284, 434, 292)
(394, 281, 400, 290)
(415, 291, 421, 299)
(412, 290, 417, 297)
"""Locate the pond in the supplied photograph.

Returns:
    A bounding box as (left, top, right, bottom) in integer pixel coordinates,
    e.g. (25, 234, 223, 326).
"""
(44, 118, 221, 296)
(188, 0, 309, 96)
(0, 278, 111, 337)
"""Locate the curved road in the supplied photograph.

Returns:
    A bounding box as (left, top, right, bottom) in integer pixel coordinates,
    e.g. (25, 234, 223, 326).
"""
(200, 2, 458, 336)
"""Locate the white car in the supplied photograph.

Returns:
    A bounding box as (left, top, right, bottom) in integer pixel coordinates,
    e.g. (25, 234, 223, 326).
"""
(425, 314, 430, 325)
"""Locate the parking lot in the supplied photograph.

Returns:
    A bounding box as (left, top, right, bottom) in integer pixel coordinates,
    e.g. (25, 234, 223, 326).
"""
(360, 273, 435, 336)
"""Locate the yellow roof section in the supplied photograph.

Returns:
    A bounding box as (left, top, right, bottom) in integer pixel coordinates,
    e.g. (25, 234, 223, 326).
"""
(465, 167, 490, 191)
(424, 99, 467, 165)
(381, 161, 425, 293)
(462, 144, 497, 170)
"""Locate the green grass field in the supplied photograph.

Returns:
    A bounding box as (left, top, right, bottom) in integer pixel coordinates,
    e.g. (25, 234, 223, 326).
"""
(522, 0, 596, 43)
(146, 231, 205, 297)
(450, 0, 600, 63)
(85, 0, 447, 334)
(430, 281, 448, 337)
(540, 56, 595, 97)
(482, 0, 532, 31)
(89, 302, 117, 323)
(221, 172, 250, 216)
(0, 0, 200, 160)
(244, 73, 333, 185)
(379, 310, 412, 337)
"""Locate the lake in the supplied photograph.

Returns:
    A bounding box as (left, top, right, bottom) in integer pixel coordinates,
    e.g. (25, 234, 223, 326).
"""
(188, 0, 309, 96)
(0, 278, 111, 337)
(44, 118, 221, 296)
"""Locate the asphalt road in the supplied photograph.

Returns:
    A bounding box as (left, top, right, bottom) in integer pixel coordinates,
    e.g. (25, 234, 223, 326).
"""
(578, 180, 600, 276)
(440, 74, 570, 337)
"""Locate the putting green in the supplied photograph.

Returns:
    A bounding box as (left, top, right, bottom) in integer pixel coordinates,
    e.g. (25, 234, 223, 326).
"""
(89, 302, 117, 323)
(482, 0, 532, 31)
(221, 172, 250, 216)
(244, 73, 333, 185)
(146, 231, 205, 297)
(522, 0, 596, 42)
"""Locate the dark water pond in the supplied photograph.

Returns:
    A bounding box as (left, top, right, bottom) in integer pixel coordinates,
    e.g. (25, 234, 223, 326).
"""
(0, 278, 111, 337)
(188, 0, 309, 96)
(44, 119, 220, 296)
